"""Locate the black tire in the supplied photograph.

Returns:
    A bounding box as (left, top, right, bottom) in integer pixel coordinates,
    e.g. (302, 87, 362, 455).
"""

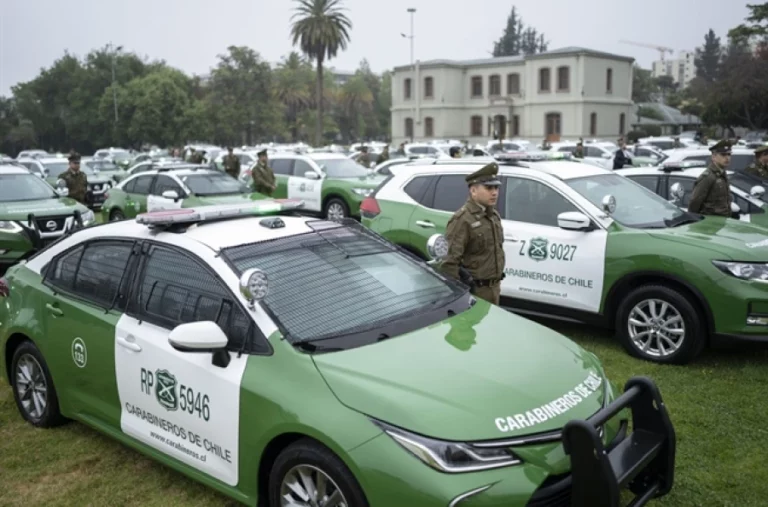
(615, 284, 706, 365)
(268, 438, 368, 507)
(323, 197, 349, 221)
(109, 209, 126, 222)
(10, 340, 67, 428)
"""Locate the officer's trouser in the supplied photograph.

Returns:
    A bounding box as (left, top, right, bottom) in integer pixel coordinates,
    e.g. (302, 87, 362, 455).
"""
(472, 283, 501, 305)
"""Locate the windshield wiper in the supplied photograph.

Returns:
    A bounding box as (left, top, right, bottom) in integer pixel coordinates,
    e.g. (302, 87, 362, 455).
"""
(664, 213, 701, 228)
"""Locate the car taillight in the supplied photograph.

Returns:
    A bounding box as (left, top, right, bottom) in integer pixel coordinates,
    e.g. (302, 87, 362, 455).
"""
(0, 278, 9, 297)
(360, 196, 380, 218)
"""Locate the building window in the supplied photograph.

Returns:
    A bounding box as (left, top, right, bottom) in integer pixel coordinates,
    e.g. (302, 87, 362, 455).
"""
(424, 117, 434, 137)
(470, 115, 483, 136)
(489, 75, 501, 96)
(507, 73, 520, 95)
(545, 113, 561, 136)
(471, 76, 483, 97)
(619, 113, 626, 135)
(590, 113, 597, 136)
(424, 77, 433, 99)
(557, 66, 570, 91)
(606, 68, 613, 93)
(404, 78, 412, 100)
(405, 117, 414, 138)
(539, 68, 551, 92)
(512, 115, 520, 136)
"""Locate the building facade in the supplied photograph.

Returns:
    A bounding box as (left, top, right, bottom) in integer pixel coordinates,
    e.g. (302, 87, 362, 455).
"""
(651, 51, 695, 88)
(390, 47, 635, 145)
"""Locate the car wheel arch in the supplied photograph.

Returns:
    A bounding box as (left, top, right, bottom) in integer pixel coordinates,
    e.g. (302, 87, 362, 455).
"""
(4, 333, 34, 384)
(604, 271, 714, 338)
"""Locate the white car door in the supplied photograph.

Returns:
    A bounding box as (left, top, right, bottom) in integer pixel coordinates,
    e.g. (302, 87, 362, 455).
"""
(287, 158, 322, 212)
(146, 175, 184, 212)
(499, 176, 608, 313)
(114, 244, 252, 486)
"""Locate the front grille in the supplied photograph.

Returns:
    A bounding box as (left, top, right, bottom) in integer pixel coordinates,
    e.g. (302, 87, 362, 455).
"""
(90, 183, 104, 192)
(34, 216, 67, 233)
(526, 473, 571, 507)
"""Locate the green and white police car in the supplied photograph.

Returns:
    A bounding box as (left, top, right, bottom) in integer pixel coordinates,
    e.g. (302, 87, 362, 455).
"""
(0, 164, 94, 269)
(0, 201, 676, 507)
(101, 166, 267, 221)
(362, 154, 768, 364)
(616, 161, 768, 226)
(242, 153, 386, 220)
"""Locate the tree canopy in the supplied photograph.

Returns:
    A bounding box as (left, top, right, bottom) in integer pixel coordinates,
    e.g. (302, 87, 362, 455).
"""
(491, 7, 548, 57)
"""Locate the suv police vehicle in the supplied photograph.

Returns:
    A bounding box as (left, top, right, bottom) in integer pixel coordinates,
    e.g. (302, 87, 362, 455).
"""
(362, 153, 768, 364)
(16, 156, 114, 210)
(0, 163, 94, 269)
(0, 200, 675, 507)
(661, 146, 754, 173)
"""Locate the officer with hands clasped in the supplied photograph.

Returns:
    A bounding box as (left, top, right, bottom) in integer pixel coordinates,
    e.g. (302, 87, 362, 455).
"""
(441, 162, 506, 305)
(59, 151, 89, 205)
(688, 140, 733, 217)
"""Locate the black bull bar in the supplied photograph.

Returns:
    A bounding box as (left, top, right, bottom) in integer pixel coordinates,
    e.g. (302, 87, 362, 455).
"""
(25, 211, 86, 251)
(562, 376, 676, 507)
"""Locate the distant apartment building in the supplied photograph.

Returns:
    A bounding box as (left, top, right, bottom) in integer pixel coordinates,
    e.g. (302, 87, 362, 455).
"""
(651, 51, 695, 88)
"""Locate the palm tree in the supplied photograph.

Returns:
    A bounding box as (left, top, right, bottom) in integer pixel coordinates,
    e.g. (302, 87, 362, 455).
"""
(290, 0, 352, 146)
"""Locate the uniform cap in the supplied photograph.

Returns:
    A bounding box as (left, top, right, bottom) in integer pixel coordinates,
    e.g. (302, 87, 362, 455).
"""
(68, 151, 81, 162)
(755, 145, 768, 156)
(709, 139, 732, 155)
(466, 162, 501, 187)
(257, 149, 268, 156)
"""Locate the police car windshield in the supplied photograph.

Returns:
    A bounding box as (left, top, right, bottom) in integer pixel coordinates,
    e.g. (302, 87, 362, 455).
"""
(85, 160, 119, 171)
(180, 173, 248, 195)
(43, 162, 94, 177)
(567, 174, 687, 228)
(0, 174, 57, 202)
(222, 222, 467, 346)
(314, 158, 370, 178)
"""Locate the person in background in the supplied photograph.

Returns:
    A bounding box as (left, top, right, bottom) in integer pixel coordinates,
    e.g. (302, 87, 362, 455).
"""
(60, 151, 88, 205)
(745, 145, 768, 179)
(222, 147, 241, 179)
(251, 149, 276, 196)
(613, 138, 633, 169)
(376, 146, 390, 164)
(449, 146, 462, 158)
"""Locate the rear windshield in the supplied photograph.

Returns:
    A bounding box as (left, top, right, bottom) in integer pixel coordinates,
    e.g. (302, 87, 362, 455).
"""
(222, 221, 464, 343)
(180, 173, 248, 195)
(0, 174, 57, 202)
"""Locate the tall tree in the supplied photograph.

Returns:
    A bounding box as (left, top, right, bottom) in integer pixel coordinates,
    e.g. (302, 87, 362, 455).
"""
(729, 2, 768, 45)
(632, 65, 658, 102)
(492, 7, 547, 57)
(290, 0, 352, 146)
(275, 52, 314, 141)
(694, 29, 722, 82)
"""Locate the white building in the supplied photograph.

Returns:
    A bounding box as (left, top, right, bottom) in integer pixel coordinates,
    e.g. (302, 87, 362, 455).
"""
(651, 51, 695, 88)
(390, 47, 635, 146)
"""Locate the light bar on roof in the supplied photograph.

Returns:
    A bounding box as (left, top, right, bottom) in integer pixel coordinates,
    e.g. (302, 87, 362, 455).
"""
(660, 160, 707, 171)
(494, 152, 549, 162)
(135, 199, 305, 226)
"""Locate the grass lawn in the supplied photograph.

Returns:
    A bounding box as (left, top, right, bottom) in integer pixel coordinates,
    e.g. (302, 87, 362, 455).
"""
(1, 323, 766, 506)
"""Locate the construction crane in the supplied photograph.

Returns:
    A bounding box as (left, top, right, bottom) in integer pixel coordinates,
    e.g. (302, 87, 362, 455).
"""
(619, 40, 674, 61)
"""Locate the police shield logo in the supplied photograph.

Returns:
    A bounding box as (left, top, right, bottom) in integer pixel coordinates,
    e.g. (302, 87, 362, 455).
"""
(155, 369, 178, 411)
(528, 237, 549, 261)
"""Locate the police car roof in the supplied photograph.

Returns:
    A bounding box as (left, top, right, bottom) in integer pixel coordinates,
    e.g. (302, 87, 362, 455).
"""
(394, 158, 609, 180)
(616, 166, 734, 178)
(0, 164, 31, 175)
(67, 213, 319, 251)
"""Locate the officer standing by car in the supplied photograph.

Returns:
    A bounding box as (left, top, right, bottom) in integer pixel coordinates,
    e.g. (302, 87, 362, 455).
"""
(745, 145, 768, 179)
(574, 142, 585, 158)
(441, 162, 505, 305)
(358, 146, 371, 168)
(252, 149, 276, 196)
(688, 140, 733, 217)
(613, 138, 632, 169)
(59, 151, 88, 205)
(376, 146, 390, 165)
(222, 147, 241, 179)
(449, 146, 462, 158)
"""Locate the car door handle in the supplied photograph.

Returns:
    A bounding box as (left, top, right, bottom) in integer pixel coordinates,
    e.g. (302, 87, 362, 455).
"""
(45, 303, 63, 316)
(416, 220, 435, 228)
(117, 335, 142, 352)
(504, 235, 519, 242)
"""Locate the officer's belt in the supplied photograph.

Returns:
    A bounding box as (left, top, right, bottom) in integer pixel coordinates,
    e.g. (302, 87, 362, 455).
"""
(474, 275, 505, 287)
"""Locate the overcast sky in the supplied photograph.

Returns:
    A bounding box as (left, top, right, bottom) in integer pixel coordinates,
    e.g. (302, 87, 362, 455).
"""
(0, 0, 750, 96)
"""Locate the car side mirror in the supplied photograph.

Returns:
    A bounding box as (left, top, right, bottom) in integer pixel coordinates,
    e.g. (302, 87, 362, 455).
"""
(557, 211, 593, 231)
(602, 153, 612, 159)
(56, 179, 67, 189)
(162, 190, 180, 201)
(304, 171, 320, 180)
(751, 185, 766, 199)
(168, 321, 231, 368)
(670, 182, 685, 200)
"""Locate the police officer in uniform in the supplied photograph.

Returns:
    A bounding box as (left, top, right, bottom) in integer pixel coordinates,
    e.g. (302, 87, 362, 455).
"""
(574, 142, 585, 158)
(222, 147, 241, 179)
(688, 140, 733, 217)
(442, 162, 505, 305)
(449, 146, 462, 158)
(251, 149, 276, 196)
(190, 150, 205, 164)
(376, 146, 390, 165)
(745, 145, 768, 179)
(358, 146, 371, 168)
(60, 151, 89, 205)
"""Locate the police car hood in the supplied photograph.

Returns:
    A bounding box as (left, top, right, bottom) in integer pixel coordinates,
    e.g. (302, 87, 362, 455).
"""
(0, 197, 84, 220)
(313, 301, 606, 442)
(647, 216, 768, 261)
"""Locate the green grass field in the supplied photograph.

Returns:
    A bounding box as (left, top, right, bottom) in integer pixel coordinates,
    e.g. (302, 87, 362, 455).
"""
(1, 323, 766, 506)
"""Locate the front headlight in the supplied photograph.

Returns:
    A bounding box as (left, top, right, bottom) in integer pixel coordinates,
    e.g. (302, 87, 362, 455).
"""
(352, 188, 373, 197)
(80, 210, 95, 225)
(0, 221, 22, 233)
(712, 260, 768, 282)
(373, 420, 521, 473)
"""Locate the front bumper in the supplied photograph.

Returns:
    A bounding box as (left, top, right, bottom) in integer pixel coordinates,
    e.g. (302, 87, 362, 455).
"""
(348, 376, 674, 507)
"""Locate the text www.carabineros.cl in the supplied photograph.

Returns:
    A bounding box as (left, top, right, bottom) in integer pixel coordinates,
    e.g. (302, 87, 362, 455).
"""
(150, 431, 206, 462)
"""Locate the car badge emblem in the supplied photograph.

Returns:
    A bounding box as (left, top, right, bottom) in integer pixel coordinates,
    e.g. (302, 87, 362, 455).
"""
(45, 220, 57, 231)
